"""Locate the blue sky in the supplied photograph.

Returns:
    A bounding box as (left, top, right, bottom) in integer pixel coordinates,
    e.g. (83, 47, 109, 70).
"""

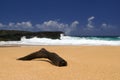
(0, 0, 120, 36)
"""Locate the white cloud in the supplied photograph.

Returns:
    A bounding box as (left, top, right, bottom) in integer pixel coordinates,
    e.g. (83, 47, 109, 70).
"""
(0, 23, 4, 27)
(36, 20, 65, 31)
(65, 21, 79, 35)
(87, 16, 95, 28)
(43, 20, 58, 27)
(101, 23, 117, 30)
(87, 23, 94, 28)
(8, 22, 15, 27)
(88, 16, 95, 21)
(0, 21, 33, 31)
(35, 20, 79, 35)
(0, 17, 118, 36)
(101, 23, 107, 28)
(71, 21, 79, 27)
(16, 21, 32, 28)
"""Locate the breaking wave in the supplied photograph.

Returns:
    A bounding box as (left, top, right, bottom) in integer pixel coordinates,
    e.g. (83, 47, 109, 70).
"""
(0, 34, 120, 46)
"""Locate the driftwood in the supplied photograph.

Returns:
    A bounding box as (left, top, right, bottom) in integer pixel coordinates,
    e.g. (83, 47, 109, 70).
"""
(17, 49, 48, 60)
(17, 48, 67, 67)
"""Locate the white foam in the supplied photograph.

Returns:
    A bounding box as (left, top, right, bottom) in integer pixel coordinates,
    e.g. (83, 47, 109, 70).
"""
(0, 34, 120, 46)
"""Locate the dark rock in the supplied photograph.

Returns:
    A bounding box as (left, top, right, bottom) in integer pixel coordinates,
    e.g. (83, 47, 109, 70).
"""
(17, 48, 67, 67)
(0, 30, 63, 41)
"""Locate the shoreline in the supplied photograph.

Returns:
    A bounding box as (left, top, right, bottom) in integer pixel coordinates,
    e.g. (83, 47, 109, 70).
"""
(1, 44, 120, 47)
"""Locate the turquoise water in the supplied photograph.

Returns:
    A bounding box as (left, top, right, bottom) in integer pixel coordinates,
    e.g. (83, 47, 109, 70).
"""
(82, 36, 120, 41)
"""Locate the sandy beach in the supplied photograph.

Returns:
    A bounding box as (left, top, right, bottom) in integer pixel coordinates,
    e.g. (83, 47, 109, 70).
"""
(0, 46, 120, 80)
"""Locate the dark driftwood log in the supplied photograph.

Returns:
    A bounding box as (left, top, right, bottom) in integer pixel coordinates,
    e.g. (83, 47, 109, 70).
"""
(17, 48, 67, 67)
(17, 49, 48, 60)
(40, 48, 67, 67)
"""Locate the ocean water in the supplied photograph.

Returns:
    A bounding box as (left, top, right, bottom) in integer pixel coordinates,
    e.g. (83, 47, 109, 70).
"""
(0, 34, 120, 46)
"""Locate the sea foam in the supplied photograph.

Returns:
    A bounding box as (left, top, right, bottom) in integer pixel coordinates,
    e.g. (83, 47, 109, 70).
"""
(0, 34, 120, 46)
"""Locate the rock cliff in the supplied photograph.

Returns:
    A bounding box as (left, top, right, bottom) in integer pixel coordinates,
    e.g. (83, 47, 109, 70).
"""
(0, 30, 63, 41)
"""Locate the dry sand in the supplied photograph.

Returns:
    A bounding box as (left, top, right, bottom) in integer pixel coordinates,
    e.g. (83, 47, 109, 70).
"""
(0, 46, 120, 80)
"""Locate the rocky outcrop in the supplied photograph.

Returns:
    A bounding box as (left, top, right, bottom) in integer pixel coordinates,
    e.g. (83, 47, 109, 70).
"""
(0, 30, 63, 41)
(17, 48, 67, 67)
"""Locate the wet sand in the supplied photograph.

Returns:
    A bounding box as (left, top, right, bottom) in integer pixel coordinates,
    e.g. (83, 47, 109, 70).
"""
(0, 46, 120, 80)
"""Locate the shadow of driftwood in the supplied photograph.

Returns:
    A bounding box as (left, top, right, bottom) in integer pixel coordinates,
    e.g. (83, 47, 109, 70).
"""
(36, 59, 55, 66)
